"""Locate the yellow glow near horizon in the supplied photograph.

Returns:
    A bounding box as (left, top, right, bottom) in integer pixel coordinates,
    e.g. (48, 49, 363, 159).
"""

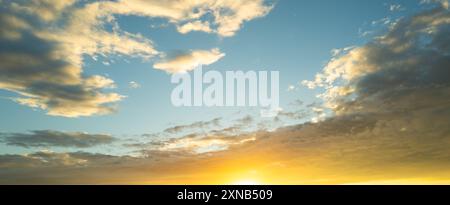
(231, 179, 262, 185)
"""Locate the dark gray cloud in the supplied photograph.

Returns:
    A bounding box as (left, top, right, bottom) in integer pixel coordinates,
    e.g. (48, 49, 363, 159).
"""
(0, 149, 198, 184)
(1, 130, 115, 148)
(0, 5, 124, 117)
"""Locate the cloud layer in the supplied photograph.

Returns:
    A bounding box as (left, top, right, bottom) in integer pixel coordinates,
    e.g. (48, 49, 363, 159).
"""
(1, 130, 115, 148)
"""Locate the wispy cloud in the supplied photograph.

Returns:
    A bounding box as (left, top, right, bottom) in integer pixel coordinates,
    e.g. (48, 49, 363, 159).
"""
(389, 4, 403, 12)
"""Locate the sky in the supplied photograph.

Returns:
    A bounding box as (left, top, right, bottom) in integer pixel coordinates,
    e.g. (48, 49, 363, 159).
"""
(0, 0, 450, 184)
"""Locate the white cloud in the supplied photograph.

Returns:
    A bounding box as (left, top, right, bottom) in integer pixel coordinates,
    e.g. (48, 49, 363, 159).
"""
(154, 48, 225, 73)
(159, 134, 256, 154)
(389, 4, 403, 12)
(287, 85, 296, 91)
(82, 0, 274, 37)
(177, 21, 212, 34)
(85, 75, 116, 89)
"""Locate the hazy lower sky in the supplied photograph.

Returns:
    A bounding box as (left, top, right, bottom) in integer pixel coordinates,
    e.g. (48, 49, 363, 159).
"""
(0, 0, 450, 184)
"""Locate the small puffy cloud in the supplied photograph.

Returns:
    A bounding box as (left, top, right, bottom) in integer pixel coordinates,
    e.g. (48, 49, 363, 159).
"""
(154, 48, 225, 73)
(128, 81, 141, 89)
(1, 130, 115, 148)
(287, 85, 296, 91)
(389, 4, 403, 12)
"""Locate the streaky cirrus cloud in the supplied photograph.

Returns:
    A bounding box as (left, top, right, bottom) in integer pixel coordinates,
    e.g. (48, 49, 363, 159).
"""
(1, 130, 115, 148)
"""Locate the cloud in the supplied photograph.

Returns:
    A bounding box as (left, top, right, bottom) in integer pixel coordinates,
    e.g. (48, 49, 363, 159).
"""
(0, 149, 190, 184)
(287, 85, 296, 91)
(421, 0, 449, 9)
(163, 117, 222, 134)
(68, 0, 273, 37)
(1, 130, 115, 148)
(154, 48, 225, 73)
(157, 132, 256, 154)
(276, 109, 308, 120)
(207, 0, 274, 37)
(302, 4, 450, 115)
(236, 115, 253, 125)
(177, 20, 213, 34)
(9, 0, 77, 22)
(389, 4, 403, 12)
(103, 0, 274, 37)
(128, 81, 141, 89)
(128, 115, 257, 152)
